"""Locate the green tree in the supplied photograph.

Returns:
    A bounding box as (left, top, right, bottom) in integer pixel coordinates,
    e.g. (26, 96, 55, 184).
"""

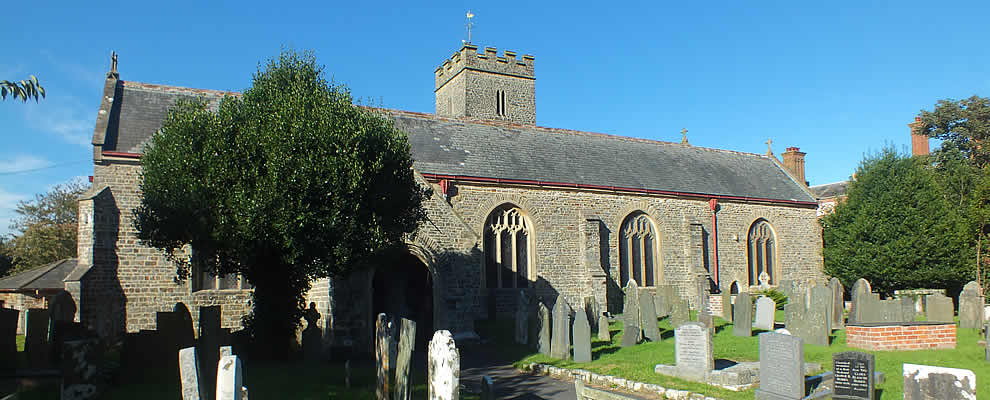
(2, 76, 45, 102)
(134, 50, 428, 359)
(0, 237, 14, 278)
(8, 181, 87, 273)
(822, 147, 972, 296)
(916, 96, 990, 168)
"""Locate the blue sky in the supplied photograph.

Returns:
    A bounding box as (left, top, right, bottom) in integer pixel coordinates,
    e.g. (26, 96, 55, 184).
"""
(3, 1, 989, 235)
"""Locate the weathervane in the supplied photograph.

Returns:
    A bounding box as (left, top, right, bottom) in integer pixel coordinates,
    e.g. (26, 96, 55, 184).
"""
(464, 11, 475, 44)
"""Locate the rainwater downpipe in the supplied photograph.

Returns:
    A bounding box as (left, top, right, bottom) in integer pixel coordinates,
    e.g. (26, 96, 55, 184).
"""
(709, 198, 720, 289)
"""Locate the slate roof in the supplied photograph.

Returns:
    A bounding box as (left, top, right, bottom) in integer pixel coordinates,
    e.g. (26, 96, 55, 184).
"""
(809, 181, 850, 199)
(0, 259, 77, 291)
(98, 80, 816, 204)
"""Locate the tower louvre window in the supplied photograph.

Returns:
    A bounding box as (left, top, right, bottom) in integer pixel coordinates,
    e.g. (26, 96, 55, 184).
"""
(495, 90, 507, 117)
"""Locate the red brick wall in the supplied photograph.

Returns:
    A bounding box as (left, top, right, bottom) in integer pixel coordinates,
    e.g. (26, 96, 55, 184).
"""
(846, 324, 955, 351)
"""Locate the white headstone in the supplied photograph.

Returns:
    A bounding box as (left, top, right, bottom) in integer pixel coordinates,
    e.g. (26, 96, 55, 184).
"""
(753, 296, 776, 331)
(179, 347, 204, 400)
(216, 355, 243, 400)
(428, 330, 460, 400)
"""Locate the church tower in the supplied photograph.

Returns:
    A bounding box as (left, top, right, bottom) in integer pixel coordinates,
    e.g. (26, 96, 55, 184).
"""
(434, 44, 535, 125)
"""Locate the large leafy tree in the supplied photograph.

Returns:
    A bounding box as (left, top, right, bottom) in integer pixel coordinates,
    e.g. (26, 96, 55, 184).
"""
(822, 147, 972, 296)
(2, 76, 45, 102)
(0, 237, 14, 278)
(134, 50, 428, 358)
(8, 181, 87, 273)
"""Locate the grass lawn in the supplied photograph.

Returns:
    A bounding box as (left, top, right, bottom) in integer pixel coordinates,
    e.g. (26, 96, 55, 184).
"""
(16, 335, 24, 352)
(505, 314, 988, 400)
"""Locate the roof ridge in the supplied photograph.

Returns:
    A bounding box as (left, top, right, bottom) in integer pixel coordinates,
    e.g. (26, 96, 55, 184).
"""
(809, 180, 850, 188)
(379, 107, 771, 159)
(121, 80, 240, 97)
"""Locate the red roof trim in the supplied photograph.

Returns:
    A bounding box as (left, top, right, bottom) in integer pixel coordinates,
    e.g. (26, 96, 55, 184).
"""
(420, 173, 818, 207)
(102, 151, 142, 159)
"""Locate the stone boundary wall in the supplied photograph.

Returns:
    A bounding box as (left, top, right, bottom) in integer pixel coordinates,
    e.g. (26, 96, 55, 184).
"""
(846, 323, 956, 351)
(524, 363, 721, 400)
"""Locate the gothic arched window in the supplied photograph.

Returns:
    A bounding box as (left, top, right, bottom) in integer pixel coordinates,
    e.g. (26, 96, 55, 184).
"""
(619, 213, 658, 287)
(484, 205, 534, 288)
(747, 219, 777, 286)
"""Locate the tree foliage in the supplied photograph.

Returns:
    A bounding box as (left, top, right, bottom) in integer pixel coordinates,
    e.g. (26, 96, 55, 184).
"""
(134, 50, 429, 358)
(822, 147, 972, 296)
(0, 238, 14, 278)
(7, 181, 87, 274)
(2, 76, 46, 102)
(916, 96, 990, 168)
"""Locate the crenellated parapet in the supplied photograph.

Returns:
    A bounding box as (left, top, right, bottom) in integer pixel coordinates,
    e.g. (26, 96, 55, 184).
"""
(435, 44, 535, 90)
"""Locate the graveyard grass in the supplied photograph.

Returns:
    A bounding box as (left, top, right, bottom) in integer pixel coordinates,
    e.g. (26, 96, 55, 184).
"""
(500, 314, 990, 400)
(16, 335, 24, 351)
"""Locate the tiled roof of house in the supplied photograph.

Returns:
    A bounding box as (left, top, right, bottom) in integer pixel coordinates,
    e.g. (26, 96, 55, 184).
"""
(96, 80, 816, 204)
(0, 258, 78, 291)
(809, 181, 850, 199)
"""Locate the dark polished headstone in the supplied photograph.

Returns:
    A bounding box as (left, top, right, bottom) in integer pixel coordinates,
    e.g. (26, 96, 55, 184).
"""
(833, 351, 875, 400)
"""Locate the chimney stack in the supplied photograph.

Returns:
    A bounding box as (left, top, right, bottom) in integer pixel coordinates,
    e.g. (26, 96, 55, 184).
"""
(910, 116, 929, 156)
(782, 147, 807, 186)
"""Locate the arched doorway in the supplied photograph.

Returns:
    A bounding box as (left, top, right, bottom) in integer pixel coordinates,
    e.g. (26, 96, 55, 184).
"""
(371, 250, 434, 349)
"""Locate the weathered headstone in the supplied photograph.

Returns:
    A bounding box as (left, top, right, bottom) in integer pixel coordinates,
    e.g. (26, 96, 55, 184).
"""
(754, 296, 776, 331)
(924, 294, 953, 323)
(179, 347, 205, 400)
(550, 299, 572, 360)
(777, 279, 798, 299)
(537, 303, 550, 355)
(958, 280, 983, 329)
(0, 308, 17, 370)
(514, 292, 528, 345)
(806, 285, 831, 346)
(572, 307, 592, 362)
(755, 332, 805, 400)
(669, 298, 689, 328)
(673, 322, 713, 381)
(620, 322, 640, 347)
(899, 296, 916, 322)
(480, 375, 494, 400)
(903, 363, 976, 400)
(428, 330, 459, 400)
(376, 313, 397, 399)
(639, 292, 660, 342)
(24, 308, 51, 368)
(830, 277, 845, 329)
(833, 351, 875, 400)
(394, 318, 416, 400)
(597, 315, 610, 342)
(220, 346, 233, 358)
(198, 306, 222, 397)
(61, 338, 101, 400)
(784, 299, 805, 340)
(849, 278, 872, 324)
(621, 280, 641, 341)
(721, 285, 734, 321)
(584, 296, 599, 333)
(216, 355, 244, 400)
(655, 285, 674, 317)
(733, 292, 752, 337)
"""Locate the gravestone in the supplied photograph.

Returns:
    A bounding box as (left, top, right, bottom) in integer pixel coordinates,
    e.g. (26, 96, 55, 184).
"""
(198, 306, 222, 397)
(924, 294, 953, 323)
(394, 318, 416, 400)
(830, 277, 845, 329)
(755, 332, 805, 400)
(639, 292, 660, 342)
(216, 355, 244, 400)
(733, 292, 752, 337)
(655, 285, 675, 317)
(428, 330, 459, 400)
(958, 280, 983, 329)
(673, 322, 713, 381)
(572, 307, 592, 362)
(537, 303, 550, 355)
(550, 299, 571, 360)
(376, 313, 397, 400)
(584, 296, 599, 333)
(833, 351, 875, 400)
(721, 284, 734, 321)
(514, 291, 528, 345)
(61, 339, 101, 400)
(903, 363, 976, 400)
(669, 298, 689, 328)
(0, 308, 17, 370)
(621, 280, 641, 341)
(784, 289, 807, 340)
(777, 280, 798, 299)
(179, 347, 205, 400)
(806, 285, 831, 346)
(849, 278, 872, 324)
(597, 315, 610, 342)
(620, 322, 640, 347)
(302, 302, 322, 362)
(24, 308, 51, 368)
(753, 296, 776, 331)
(480, 375, 494, 400)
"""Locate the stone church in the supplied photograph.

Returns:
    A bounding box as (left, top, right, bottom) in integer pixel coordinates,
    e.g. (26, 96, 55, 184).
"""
(72, 44, 824, 348)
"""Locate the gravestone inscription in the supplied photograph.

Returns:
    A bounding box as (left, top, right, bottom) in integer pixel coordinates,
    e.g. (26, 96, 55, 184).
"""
(755, 332, 805, 400)
(640, 292, 660, 342)
(833, 351, 875, 400)
(733, 292, 752, 337)
(673, 322, 713, 381)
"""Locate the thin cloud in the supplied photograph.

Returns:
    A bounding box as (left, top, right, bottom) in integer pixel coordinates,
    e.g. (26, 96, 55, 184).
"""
(0, 155, 53, 174)
(0, 186, 27, 235)
(22, 101, 94, 148)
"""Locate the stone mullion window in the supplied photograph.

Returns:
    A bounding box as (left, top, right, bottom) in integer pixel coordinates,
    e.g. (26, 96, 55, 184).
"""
(619, 213, 659, 287)
(747, 220, 777, 286)
(484, 205, 533, 289)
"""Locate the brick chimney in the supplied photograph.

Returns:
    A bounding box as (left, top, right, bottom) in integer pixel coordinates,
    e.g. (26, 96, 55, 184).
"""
(910, 116, 929, 156)
(781, 147, 807, 186)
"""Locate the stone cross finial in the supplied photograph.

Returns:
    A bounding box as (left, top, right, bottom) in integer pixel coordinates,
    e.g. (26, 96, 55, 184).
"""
(681, 128, 689, 145)
(107, 51, 119, 79)
(765, 138, 773, 156)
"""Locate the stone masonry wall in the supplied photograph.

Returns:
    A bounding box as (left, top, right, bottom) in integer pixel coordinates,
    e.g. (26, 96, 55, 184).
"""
(87, 162, 253, 340)
(0, 293, 46, 335)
